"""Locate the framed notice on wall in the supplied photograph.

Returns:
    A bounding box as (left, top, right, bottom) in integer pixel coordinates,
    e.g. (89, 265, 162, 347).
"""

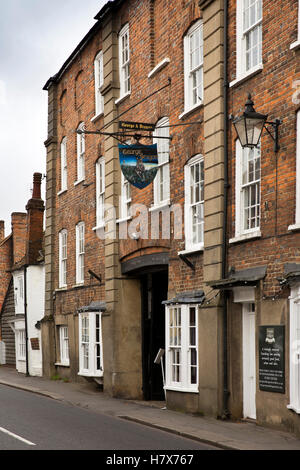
(259, 325, 285, 394)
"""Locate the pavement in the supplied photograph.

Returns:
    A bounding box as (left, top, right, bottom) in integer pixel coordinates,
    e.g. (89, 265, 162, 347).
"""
(1, 365, 300, 450)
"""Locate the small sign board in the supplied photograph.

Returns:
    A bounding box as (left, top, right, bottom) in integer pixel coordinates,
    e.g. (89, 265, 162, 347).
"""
(119, 143, 158, 189)
(259, 325, 285, 394)
(119, 121, 156, 132)
(30, 338, 40, 351)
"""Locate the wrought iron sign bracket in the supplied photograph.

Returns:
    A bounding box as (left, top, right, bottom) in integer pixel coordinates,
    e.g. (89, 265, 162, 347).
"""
(76, 129, 172, 142)
(264, 119, 281, 153)
(179, 253, 195, 272)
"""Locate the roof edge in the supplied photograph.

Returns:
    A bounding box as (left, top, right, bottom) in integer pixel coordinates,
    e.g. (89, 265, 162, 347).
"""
(42, 19, 102, 90)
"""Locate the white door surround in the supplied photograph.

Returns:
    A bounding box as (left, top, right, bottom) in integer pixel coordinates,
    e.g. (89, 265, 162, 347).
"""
(242, 303, 257, 420)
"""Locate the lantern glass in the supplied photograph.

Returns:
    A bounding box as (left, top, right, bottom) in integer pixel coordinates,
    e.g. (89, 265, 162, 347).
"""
(233, 94, 268, 149)
(233, 117, 248, 147)
(244, 117, 265, 147)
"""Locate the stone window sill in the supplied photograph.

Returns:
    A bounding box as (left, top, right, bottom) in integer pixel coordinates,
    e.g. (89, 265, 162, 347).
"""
(91, 111, 104, 123)
(74, 179, 85, 187)
(78, 371, 103, 378)
(57, 189, 67, 196)
(290, 40, 300, 51)
(115, 92, 131, 106)
(149, 201, 171, 212)
(164, 386, 199, 394)
(229, 230, 261, 244)
(229, 64, 263, 88)
(148, 57, 170, 78)
(178, 246, 204, 256)
(116, 216, 132, 224)
(179, 103, 203, 120)
(288, 223, 300, 232)
(55, 362, 70, 368)
(92, 223, 105, 231)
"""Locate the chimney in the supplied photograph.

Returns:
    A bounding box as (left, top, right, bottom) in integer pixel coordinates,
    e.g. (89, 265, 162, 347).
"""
(0, 221, 4, 242)
(11, 213, 27, 264)
(26, 173, 45, 264)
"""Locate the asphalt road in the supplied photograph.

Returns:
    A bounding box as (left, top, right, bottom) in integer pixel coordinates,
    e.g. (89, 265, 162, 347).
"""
(0, 384, 218, 451)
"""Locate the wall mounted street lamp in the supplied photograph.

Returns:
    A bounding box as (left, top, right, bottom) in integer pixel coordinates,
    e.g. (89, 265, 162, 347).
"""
(233, 94, 281, 153)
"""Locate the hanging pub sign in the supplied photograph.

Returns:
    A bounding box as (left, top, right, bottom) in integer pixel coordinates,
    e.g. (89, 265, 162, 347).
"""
(118, 143, 158, 189)
(119, 121, 156, 132)
(259, 325, 285, 394)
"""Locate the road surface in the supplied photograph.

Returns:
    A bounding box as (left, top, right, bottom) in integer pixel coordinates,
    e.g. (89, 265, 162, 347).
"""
(0, 384, 219, 451)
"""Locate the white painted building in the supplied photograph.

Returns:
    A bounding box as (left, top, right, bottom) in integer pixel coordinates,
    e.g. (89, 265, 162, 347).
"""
(13, 265, 44, 376)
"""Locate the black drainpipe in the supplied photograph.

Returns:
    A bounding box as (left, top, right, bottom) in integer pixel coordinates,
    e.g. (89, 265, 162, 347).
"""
(222, 0, 230, 419)
(24, 265, 30, 377)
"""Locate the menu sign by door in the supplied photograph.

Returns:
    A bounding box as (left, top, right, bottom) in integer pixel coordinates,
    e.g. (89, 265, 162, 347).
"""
(259, 325, 285, 394)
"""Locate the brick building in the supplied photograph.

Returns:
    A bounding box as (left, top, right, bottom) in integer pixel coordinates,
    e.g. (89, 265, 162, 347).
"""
(0, 173, 45, 376)
(216, 0, 300, 434)
(42, 0, 300, 435)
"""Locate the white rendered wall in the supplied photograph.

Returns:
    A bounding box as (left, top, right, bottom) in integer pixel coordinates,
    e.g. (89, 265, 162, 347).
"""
(13, 265, 45, 377)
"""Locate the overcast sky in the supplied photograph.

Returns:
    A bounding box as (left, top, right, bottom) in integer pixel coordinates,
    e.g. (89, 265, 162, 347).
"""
(0, 0, 107, 236)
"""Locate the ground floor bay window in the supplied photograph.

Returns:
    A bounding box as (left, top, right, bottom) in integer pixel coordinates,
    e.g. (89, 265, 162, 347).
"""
(78, 312, 103, 378)
(288, 285, 300, 413)
(16, 329, 26, 362)
(165, 304, 198, 393)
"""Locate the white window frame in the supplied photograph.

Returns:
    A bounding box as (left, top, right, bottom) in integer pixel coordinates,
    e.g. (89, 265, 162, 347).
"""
(165, 304, 198, 393)
(78, 312, 104, 377)
(236, 0, 263, 81)
(14, 273, 24, 315)
(76, 123, 85, 183)
(94, 51, 104, 117)
(59, 326, 70, 366)
(16, 329, 26, 361)
(76, 222, 85, 285)
(184, 155, 204, 252)
(59, 229, 67, 288)
(233, 140, 261, 239)
(289, 112, 300, 230)
(296, 111, 300, 224)
(120, 172, 132, 220)
(153, 117, 170, 208)
(288, 285, 300, 413)
(118, 23, 131, 101)
(291, 0, 300, 49)
(96, 157, 105, 229)
(183, 20, 204, 114)
(60, 137, 67, 192)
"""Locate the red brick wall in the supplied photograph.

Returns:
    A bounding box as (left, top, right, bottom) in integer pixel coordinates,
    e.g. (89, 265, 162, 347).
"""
(11, 213, 27, 265)
(0, 221, 4, 241)
(51, 0, 206, 312)
(53, 31, 105, 315)
(0, 236, 12, 314)
(227, 0, 300, 297)
(114, 0, 204, 294)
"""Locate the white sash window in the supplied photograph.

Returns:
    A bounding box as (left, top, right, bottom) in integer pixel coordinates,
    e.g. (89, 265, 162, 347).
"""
(76, 123, 85, 182)
(235, 0, 263, 82)
(119, 24, 130, 99)
(153, 117, 170, 207)
(76, 222, 85, 285)
(165, 304, 198, 392)
(94, 51, 104, 116)
(184, 155, 204, 251)
(60, 137, 67, 191)
(79, 312, 103, 377)
(183, 20, 203, 113)
(96, 158, 105, 228)
(59, 326, 69, 366)
(288, 286, 300, 413)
